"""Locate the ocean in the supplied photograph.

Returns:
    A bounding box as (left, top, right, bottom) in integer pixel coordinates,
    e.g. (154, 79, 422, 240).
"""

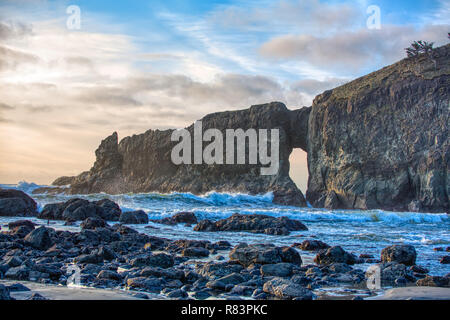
(1, 182, 449, 281)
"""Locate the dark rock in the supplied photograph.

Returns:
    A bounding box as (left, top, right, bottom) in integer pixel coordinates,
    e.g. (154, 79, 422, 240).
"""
(28, 293, 49, 300)
(229, 244, 282, 267)
(8, 220, 36, 230)
(80, 217, 107, 230)
(0, 188, 38, 217)
(24, 226, 53, 250)
(120, 210, 149, 224)
(130, 253, 174, 269)
(194, 213, 307, 235)
(366, 262, 414, 287)
(294, 240, 330, 251)
(38, 198, 121, 222)
(410, 265, 429, 274)
(154, 212, 197, 225)
(280, 247, 302, 265)
(0, 284, 12, 300)
(314, 246, 357, 265)
(126, 277, 162, 293)
(416, 275, 449, 287)
(181, 247, 210, 258)
(307, 44, 450, 213)
(381, 245, 417, 266)
(5, 265, 29, 280)
(263, 277, 314, 300)
(260, 263, 294, 277)
(196, 261, 244, 279)
(97, 270, 122, 281)
(440, 256, 450, 264)
(6, 283, 30, 292)
(54, 103, 309, 207)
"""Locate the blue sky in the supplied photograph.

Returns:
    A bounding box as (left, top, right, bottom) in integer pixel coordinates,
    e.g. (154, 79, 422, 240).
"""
(0, 0, 448, 188)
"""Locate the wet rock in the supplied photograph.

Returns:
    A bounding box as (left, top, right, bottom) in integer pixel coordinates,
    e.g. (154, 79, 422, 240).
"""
(294, 240, 330, 251)
(140, 267, 184, 280)
(28, 293, 49, 300)
(229, 244, 281, 267)
(0, 188, 38, 217)
(5, 265, 30, 280)
(80, 217, 107, 230)
(24, 226, 53, 250)
(260, 263, 294, 277)
(194, 214, 307, 235)
(166, 289, 188, 299)
(314, 246, 357, 265)
(126, 277, 162, 293)
(130, 253, 174, 269)
(0, 284, 12, 300)
(38, 198, 121, 222)
(154, 212, 198, 225)
(416, 275, 449, 287)
(97, 270, 122, 281)
(6, 283, 30, 292)
(196, 261, 243, 279)
(440, 256, 450, 264)
(381, 245, 417, 266)
(181, 247, 210, 258)
(119, 210, 149, 224)
(263, 277, 314, 300)
(366, 262, 414, 287)
(280, 246, 302, 265)
(410, 265, 429, 274)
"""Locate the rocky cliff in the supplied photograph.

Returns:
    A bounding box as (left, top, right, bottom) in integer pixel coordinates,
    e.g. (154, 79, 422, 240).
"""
(50, 44, 449, 212)
(53, 102, 310, 206)
(307, 44, 449, 213)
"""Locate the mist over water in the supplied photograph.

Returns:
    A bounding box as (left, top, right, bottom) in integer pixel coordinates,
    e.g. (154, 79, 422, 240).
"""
(2, 182, 449, 276)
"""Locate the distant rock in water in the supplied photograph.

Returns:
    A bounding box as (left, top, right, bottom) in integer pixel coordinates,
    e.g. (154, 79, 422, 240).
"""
(38, 198, 121, 222)
(194, 213, 308, 235)
(50, 102, 309, 207)
(50, 44, 449, 212)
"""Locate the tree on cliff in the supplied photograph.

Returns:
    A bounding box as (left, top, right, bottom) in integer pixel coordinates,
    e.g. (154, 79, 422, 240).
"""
(405, 40, 434, 57)
(405, 40, 437, 70)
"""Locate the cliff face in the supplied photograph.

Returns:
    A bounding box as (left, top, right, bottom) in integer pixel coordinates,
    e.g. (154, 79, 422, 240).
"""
(307, 44, 449, 213)
(59, 102, 310, 206)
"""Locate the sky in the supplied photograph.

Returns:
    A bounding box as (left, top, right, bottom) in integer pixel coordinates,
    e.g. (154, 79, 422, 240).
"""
(0, 0, 448, 193)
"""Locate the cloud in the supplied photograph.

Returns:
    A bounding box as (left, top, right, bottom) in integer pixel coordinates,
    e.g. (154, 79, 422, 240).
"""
(0, 20, 32, 40)
(260, 24, 450, 71)
(0, 45, 40, 71)
(0, 102, 14, 110)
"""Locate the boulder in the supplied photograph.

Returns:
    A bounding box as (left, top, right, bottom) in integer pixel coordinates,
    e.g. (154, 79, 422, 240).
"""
(263, 277, 314, 300)
(24, 226, 53, 250)
(314, 246, 357, 265)
(294, 240, 330, 251)
(119, 210, 149, 224)
(181, 247, 210, 258)
(365, 262, 414, 287)
(194, 213, 307, 235)
(0, 284, 12, 300)
(153, 212, 197, 225)
(80, 217, 107, 230)
(229, 243, 301, 267)
(440, 256, 450, 264)
(130, 253, 174, 269)
(0, 188, 38, 217)
(260, 263, 294, 277)
(38, 198, 121, 222)
(416, 275, 449, 287)
(381, 245, 417, 266)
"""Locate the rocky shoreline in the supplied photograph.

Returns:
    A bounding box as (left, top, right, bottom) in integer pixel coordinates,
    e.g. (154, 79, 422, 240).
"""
(1, 189, 449, 300)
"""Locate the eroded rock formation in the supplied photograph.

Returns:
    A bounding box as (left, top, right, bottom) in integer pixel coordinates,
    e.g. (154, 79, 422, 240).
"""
(307, 44, 449, 213)
(51, 103, 310, 206)
(49, 44, 450, 212)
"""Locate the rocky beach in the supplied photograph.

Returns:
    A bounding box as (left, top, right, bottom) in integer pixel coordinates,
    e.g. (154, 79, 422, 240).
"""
(0, 185, 449, 300)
